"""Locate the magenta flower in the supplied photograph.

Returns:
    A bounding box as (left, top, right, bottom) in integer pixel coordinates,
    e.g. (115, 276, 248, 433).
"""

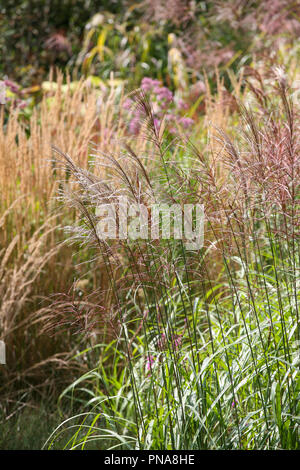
(141, 77, 161, 91)
(17, 100, 27, 109)
(154, 86, 173, 103)
(173, 335, 182, 350)
(179, 117, 194, 128)
(177, 98, 189, 110)
(165, 114, 176, 122)
(123, 77, 194, 138)
(4, 80, 19, 94)
(146, 354, 155, 371)
(129, 117, 141, 135)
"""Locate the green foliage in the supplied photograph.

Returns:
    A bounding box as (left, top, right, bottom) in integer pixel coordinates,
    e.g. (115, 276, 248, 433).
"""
(46, 264, 300, 449)
(78, 13, 170, 86)
(2, 1, 299, 89)
(0, 404, 60, 450)
(0, 0, 114, 85)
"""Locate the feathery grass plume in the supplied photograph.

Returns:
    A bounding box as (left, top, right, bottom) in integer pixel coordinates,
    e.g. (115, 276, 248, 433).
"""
(0, 71, 142, 407)
(47, 74, 299, 449)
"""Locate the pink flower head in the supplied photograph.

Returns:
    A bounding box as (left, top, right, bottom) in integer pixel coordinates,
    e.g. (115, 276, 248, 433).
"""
(177, 98, 189, 110)
(17, 100, 27, 109)
(154, 86, 173, 103)
(165, 114, 176, 122)
(141, 77, 161, 92)
(179, 117, 194, 129)
(146, 354, 155, 371)
(173, 335, 182, 350)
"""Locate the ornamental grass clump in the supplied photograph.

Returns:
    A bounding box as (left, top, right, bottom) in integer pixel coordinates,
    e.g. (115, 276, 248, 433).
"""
(46, 70, 299, 450)
(0, 72, 137, 408)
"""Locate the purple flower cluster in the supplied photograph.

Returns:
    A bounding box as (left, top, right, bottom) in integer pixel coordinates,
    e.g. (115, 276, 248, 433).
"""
(124, 77, 194, 136)
(141, 77, 173, 107)
(140, 77, 161, 92)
